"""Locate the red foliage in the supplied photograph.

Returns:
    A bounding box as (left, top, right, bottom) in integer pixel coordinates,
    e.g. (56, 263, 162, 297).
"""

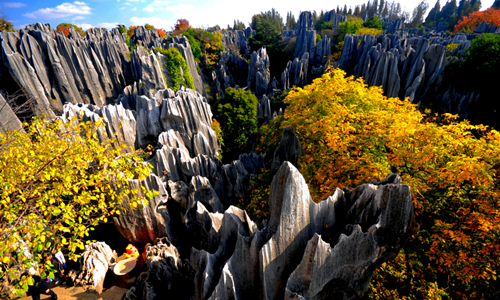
(57, 25, 70, 37)
(156, 28, 166, 38)
(454, 8, 500, 33)
(172, 19, 190, 35)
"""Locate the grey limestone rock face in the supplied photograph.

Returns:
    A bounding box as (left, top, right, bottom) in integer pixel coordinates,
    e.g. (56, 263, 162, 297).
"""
(383, 18, 405, 33)
(324, 10, 348, 28)
(281, 52, 309, 91)
(294, 12, 317, 59)
(271, 126, 305, 170)
(0, 93, 24, 133)
(130, 46, 166, 99)
(338, 34, 447, 102)
(130, 26, 162, 50)
(257, 94, 272, 123)
(216, 48, 249, 91)
(74, 242, 116, 294)
(248, 48, 270, 99)
(112, 173, 171, 244)
(1, 32, 55, 118)
(473, 21, 500, 33)
(221, 29, 251, 56)
(123, 237, 196, 300)
(174, 162, 417, 300)
(1, 23, 128, 119)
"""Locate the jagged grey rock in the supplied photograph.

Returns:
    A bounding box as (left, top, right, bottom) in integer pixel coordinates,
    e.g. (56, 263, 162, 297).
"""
(112, 173, 171, 244)
(123, 237, 196, 300)
(271, 127, 305, 170)
(257, 94, 271, 123)
(294, 11, 316, 58)
(473, 21, 500, 33)
(74, 242, 116, 294)
(248, 48, 270, 99)
(324, 10, 348, 28)
(0, 93, 24, 133)
(130, 46, 166, 99)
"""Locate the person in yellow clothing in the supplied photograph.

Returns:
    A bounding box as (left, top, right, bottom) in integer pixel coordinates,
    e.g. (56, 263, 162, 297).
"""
(125, 244, 139, 260)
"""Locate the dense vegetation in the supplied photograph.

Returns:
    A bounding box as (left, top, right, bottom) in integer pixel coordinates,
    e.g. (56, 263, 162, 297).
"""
(250, 68, 500, 299)
(215, 87, 258, 162)
(443, 33, 500, 128)
(154, 47, 195, 91)
(0, 117, 153, 297)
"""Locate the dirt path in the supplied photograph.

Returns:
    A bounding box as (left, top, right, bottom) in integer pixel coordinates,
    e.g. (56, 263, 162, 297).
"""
(18, 284, 129, 300)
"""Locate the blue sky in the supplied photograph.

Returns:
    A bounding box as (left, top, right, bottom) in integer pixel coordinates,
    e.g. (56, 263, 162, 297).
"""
(1, 0, 496, 31)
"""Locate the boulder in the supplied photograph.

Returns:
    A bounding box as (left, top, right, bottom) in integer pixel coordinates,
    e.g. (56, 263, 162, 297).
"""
(74, 242, 116, 294)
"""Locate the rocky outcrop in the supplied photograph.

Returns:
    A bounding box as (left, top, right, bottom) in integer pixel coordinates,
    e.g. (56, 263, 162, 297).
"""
(129, 162, 417, 299)
(220, 28, 252, 56)
(123, 237, 196, 300)
(0, 93, 24, 133)
(211, 49, 249, 99)
(271, 127, 304, 169)
(130, 46, 166, 99)
(338, 34, 447, 102)
(113, 173, 171, 244)
(257, 94, 272, 124)
(74, 242, 116, 294)
(473, 21, 500, 33)
(247, 48, 270, 99)
(1, 23, 128, 117)
(383, 18, 405, 33)
(294, 12, 316, 58)
(130, 26, 162, 50)
(281, 52, 309, 90)
(324, 10, 348, 28)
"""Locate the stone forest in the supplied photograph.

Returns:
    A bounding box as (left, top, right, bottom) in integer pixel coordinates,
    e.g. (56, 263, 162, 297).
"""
(1, 0, 500, 299)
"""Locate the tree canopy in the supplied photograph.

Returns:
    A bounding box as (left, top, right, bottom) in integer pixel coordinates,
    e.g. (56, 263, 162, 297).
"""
(215, 87, 258, 162)
(257, 68, 500, 299)
(0, 117, 153, 298)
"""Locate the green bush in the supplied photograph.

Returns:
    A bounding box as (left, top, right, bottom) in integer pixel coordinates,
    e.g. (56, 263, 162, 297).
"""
(154, 47, 195, 91)
(363, 16, 384, 30)
(215, 87, 258, 160)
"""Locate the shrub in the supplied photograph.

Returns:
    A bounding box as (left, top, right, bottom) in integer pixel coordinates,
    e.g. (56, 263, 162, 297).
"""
(154, 47, 195, 91)
(454, 7, 500, 33)
(56, 23, 85, 37)
(354, 27, 383, 35)
(363, 16, 385, 30)
(0, 117, 153, 298)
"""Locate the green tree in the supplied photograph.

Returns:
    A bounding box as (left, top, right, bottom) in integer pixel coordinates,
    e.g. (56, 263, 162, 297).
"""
(445, 33, 500, 128)
(408, 0, 429, 28)
(0, 117, 154, 298)
(248, 17, 288, 78)
(425, 0, 442, 27)
(0, 19, 14, 32)
(215, 87, 257, 161)
(145, 23, 154, 31)
(363, 16, 385, 30)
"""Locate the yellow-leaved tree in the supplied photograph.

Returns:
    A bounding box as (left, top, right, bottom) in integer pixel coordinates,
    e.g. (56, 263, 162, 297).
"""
(0, 117, 154, 298)
(257, 68, 500, 299)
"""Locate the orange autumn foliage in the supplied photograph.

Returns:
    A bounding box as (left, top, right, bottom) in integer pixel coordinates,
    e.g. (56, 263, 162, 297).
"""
(454, 7, 500, 33)
(172, 19, 190, 35)
(156, 28, 166, 38)
(258, 68, 500, 299)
